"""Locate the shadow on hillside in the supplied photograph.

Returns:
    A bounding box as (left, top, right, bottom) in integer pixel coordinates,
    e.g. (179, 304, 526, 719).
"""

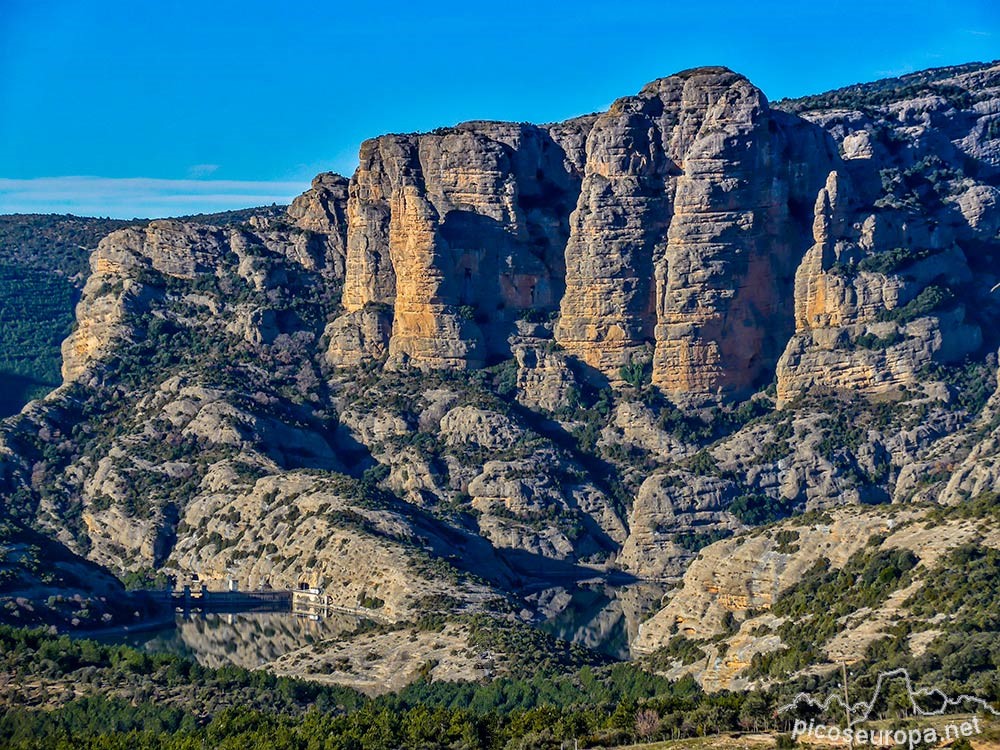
(0, 372, 56, 419)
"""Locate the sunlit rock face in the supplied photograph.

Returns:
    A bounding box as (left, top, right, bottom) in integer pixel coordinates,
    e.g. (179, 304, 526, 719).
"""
(328, 62, 1000, 406)
(556, 67, 834, 399)
(325, 68, 828, 400)
(334, 119, 593, 369)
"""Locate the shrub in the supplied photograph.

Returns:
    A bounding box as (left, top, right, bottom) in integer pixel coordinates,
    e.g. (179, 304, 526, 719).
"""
(619, 361, 651, 388)
(858, 247, 935, 275)
(877, 285, 953, 324)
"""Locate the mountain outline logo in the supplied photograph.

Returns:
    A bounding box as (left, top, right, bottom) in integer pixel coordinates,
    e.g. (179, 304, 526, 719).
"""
(778, 668, 1000, 726)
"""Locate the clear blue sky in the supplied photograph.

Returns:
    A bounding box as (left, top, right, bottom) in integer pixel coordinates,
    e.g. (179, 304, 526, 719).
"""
(0, 0, 997, 218)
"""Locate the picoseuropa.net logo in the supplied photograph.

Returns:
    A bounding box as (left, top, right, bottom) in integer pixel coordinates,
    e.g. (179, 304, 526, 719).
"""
(777, 668, 999, 748)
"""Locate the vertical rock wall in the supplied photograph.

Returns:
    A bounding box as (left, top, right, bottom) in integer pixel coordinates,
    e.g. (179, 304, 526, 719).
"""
(329, 121, 591, 369)
(320, 63, 1000, 406)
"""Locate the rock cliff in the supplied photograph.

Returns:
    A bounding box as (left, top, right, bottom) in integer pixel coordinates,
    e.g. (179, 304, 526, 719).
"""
(3, 60, 1000, 694)
(775, 63, 1000, 403)
(329, 119, 593, 369)
(322, 62, 1000, 408)
(285, 171, 350, 277)
(557, 68, 833, 399)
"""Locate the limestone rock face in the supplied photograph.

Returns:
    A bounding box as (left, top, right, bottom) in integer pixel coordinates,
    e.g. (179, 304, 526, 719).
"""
(939, 363, 1000, 503)
(331, 120, 592, 370)
(465, 452, 626, 562)
(775, 170, 985, 404)
(772, 62, 1000, 404)
(617, 471, 740, 579)
(325, 307, 392, 367)
(55, 62, 1000, 413)
(632, 505, 999, 691)
(320, 62, 1000, 408)
(957, 184, 1000, 235)
(61, 215, 342, 382)
(37, 66, 1000, 489)
(59, 175, 354, 381)
(61, 220, 228, 381)
(439, 406, 523, 451)
(326, 68, 841, 402)
(168, 472, 501, 622)
(556, 68, 833, 399)
(632, 510, 897, 653)
(509, 321, 579, 412)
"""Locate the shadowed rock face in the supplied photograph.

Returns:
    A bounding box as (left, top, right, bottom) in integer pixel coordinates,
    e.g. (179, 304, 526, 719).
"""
(770, 66, 1000, 404)
(286, 172, 350, 278)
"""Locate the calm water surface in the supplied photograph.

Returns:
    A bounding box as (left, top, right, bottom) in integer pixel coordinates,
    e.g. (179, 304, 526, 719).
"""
(94, 581, 673, 667)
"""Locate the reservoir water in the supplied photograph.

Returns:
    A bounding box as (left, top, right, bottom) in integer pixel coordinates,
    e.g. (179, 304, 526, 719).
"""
(94, 580, 673, 667)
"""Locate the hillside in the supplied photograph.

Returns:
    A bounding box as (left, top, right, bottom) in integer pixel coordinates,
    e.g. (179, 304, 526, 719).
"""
(0, 60, 998, 710)
(0, 206, 289, 418)
(773, 59, 997, 113)
(0, 215, 132, 416)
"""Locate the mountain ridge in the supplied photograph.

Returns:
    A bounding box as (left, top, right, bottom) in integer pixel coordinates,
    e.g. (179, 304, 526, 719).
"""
(1, 61, 999, 696)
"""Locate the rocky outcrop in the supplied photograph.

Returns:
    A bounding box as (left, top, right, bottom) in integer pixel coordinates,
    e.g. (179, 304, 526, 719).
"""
(331, 120, 593, 370)
(557, 68, 833, 399)
(439, 406, 524, 451)
(509, 319, 579, 412)
(466, 452, 626, 562)
(319, 63, 1000, 409)
(775, 167, 984, 404)
(168, 471, 503, 621)
(632, 505, 1000, 690)
(773, 63, 1000, 404)
(286, 171, 350, 277)
(62, 216, 345, 382)
(325, 305, 392, 367)
(61, 220, 226, 381)
(633, 509, 900, 653)
(334, 383, 629, 564)
(318, 69, 840, 402)
(939, 363, 1000, 502)
(617, 471, 740, 580)
(324, 68, 838, 398)
(318, 67, 843, 402)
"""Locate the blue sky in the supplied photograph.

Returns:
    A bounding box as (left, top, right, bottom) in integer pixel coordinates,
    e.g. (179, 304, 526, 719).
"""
(0, 0, 997, 218)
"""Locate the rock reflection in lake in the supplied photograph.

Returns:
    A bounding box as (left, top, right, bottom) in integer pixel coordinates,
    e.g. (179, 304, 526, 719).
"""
(111, 611, 364, 669)
(530, 580, 673, 660)
(102, 582, 673, 670)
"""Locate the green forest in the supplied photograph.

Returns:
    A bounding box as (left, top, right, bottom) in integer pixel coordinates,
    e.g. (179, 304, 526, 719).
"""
(0, 263, 78, 414)
(0, 620, 997, 750)
(0, 625, 795, 749)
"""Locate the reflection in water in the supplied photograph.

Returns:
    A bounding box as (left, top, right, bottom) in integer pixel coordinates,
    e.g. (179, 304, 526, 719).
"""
(106, 611, 363, 669)
(98, 582, 673, 669)
(531, 580, 672, 660)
